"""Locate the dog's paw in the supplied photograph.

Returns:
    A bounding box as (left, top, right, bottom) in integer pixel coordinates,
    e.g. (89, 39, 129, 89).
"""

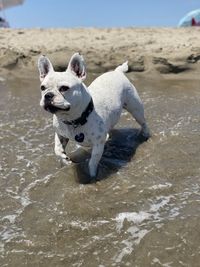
(75, 160, 97, 184)
(137, 128, 151, 142)
(60, 157, 72, 166)
(139, 124, 151, 142)
(57, 152, 72, 166)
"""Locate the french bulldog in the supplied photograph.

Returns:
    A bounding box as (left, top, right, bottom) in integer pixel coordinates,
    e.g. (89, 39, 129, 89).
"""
(38, 53, 150, 179)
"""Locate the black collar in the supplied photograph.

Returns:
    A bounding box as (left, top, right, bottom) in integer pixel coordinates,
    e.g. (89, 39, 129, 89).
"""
(62, 98, 94, 128)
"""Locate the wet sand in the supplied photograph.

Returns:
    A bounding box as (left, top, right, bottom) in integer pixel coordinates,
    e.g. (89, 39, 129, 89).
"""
(0, 28, 200, 266)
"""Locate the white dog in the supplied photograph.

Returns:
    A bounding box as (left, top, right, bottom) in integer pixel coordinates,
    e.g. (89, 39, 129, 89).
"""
(38, 53, 150, 179)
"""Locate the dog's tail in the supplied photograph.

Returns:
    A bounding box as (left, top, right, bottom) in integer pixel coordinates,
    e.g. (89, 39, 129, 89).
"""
(115, 61, 129, 73)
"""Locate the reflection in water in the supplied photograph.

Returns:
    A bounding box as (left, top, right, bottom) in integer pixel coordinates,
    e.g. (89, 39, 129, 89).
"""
(0, 74, 200, 266)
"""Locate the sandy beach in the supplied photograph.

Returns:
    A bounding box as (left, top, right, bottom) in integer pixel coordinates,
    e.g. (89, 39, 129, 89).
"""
(0, 27, 200, 77)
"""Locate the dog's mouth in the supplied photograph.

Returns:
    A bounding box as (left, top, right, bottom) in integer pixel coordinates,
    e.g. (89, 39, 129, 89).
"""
(44, 103, 70, 114)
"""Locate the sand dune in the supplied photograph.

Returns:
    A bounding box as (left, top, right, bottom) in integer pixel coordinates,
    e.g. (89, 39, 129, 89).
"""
(0, 27, 200, 77)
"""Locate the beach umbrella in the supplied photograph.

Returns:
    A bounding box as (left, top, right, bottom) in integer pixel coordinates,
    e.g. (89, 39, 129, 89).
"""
(178, 9, 200, 27)
(0, 0, 24, 27)
(0, 0, 24, 10)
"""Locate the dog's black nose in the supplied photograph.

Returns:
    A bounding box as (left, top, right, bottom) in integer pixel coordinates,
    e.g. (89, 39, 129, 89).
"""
(45, 92, 54, 100)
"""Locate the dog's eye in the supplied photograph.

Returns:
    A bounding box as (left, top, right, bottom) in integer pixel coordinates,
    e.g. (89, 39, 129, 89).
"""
(40, 85, 46, 91)
(59, 86, 70, 92)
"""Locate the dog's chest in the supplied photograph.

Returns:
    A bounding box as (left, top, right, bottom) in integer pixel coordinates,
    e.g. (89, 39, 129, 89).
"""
(53, 117, 97, 146)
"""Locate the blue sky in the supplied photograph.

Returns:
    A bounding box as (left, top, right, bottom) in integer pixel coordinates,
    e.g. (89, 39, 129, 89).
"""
(2, 0, 200, 28)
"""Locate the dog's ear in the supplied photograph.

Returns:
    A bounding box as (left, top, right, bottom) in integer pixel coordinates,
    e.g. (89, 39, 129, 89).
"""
(38, 55, 54, 82)
(67, 53, 86, 81)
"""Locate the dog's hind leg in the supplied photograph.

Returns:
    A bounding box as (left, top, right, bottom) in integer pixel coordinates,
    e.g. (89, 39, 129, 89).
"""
(124, 85, 150, 140)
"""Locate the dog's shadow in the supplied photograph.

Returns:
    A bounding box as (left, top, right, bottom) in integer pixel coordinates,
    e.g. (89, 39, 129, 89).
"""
(68, 128, 147, 184)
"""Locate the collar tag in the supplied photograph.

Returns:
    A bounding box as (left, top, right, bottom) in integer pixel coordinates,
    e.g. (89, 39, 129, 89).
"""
(75, 133, 84, 142)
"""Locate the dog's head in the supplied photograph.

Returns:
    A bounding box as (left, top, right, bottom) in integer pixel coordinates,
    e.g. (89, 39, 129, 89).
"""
(38, 53, 87, 116)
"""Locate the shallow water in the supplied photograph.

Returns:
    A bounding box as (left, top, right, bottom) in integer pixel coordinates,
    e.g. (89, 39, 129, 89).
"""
(0, 72, 200, 267)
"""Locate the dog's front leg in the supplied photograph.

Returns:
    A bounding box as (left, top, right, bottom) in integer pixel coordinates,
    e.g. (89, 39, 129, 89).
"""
(54, 132, 71, 165)
(88, 143, 105, 178)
